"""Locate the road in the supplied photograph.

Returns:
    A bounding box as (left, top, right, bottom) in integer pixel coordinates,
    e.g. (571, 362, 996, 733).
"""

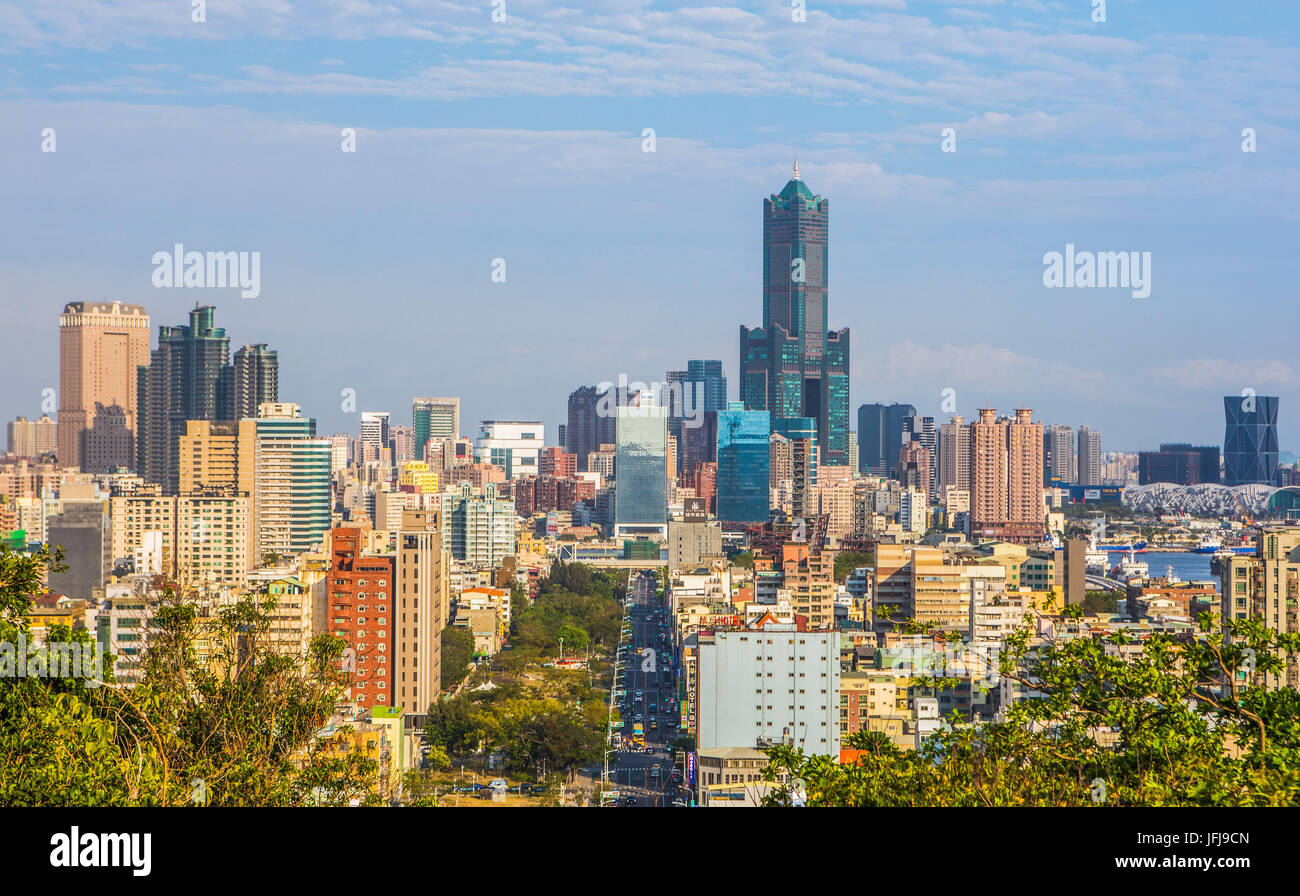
(607, 569, 691, 807)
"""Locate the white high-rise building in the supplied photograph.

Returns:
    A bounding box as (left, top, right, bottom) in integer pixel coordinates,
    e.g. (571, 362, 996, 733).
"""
(697, 620, 840, 756)
(900, 487, 928, 533)
(439, 482, 515, 568)
(473, 421, 544, 479)
(359, 412, 390, 454)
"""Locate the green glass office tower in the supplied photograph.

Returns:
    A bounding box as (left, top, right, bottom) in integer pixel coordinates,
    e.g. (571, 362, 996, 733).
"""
(137, 305, 231, 493)
(253, 405, 331, 558)
(740, 165, 850, 467)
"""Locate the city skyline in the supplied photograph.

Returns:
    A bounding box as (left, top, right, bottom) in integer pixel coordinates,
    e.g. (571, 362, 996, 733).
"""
(14, 287, 1298, 458)
(2, 0, 1299, 823)
(1, 2, 1297, 452)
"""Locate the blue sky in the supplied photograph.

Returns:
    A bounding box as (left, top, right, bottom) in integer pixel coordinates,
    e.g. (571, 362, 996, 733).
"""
(1, 0, 1297, 452)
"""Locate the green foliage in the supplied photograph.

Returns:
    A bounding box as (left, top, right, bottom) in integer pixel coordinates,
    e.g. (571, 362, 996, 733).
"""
(509, 561, 623, 654)
(441, 625, 475, 689)
(557, 624, 590, 652)
(0, 548, 379, 806)
(764, 611, 1300, 806)
(833, 550, 874, 582)
(1083, 589, 1120, 615)
(423, 682, 603, 774)
(423, 745, 451, 770)
(401, 769, 441, 806)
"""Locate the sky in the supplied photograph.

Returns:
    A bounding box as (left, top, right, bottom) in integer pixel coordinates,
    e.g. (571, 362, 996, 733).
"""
(0, 0, 1297, 453)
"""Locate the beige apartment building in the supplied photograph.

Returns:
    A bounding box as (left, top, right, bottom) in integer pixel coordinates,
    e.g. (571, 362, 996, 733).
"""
(1223, 528, 1300, 689)
(816, 477, 859, 548)
(874, 544, 1009, 631)
(397, 509, 448, 715)
(109, 493, 251, 587)
(7, 415, 58, 458)
(177, 419, 257, 496)
(111, 493, 177, 574)
(57, 302, 151, 471)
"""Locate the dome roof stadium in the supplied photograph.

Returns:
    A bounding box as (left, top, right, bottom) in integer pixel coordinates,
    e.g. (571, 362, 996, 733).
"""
(1122, 483, 1276, 516)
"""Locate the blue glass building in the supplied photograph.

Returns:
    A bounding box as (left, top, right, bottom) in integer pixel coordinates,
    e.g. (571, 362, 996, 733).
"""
(716, 404, 771, 524)
(1223, 395, 1279, 485)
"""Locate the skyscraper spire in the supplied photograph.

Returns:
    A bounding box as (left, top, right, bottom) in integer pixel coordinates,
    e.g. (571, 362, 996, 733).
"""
(792, 159, 800, 181)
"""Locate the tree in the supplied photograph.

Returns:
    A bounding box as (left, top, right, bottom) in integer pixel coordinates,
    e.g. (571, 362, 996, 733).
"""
(441, 625, 475, 689)
(423, 745, 451, 771)
(763, 609, 1300, 807)
(0, 547, 379, 806)
(1082, 589, 1119, 615)
(833, 550, 874, 582)
(557, 624, 590, 653)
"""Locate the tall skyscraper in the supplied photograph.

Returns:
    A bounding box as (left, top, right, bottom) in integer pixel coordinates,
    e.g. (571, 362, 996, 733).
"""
(58, 301, 151, 471)
(1044, 424, 1075, 485)
(614, 402, 667, 537)
(903, 414, 936, 497)
(567, 385, 617, 473)
(969, 407, 1044, 543)
(397, 509, 447, 714)
(359, 412, 391, 456)
(857, 403, 916, 475)
(252, 403, 332, 561)
(716, 404, 770, 524)
(1076, 425, 1102, 486)
(136, 305, 232, 492)
(228, 344, 279, 421)
(740, 165, 850, 466)
(936, 416, 970, 493)
(412, 397, 460, 460)
(668, 360, 728, 472)
(1223, 395, 1279, 486)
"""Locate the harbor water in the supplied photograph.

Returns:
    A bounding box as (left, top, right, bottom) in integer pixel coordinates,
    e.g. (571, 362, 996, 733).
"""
(1106, 551, 1218, 588)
